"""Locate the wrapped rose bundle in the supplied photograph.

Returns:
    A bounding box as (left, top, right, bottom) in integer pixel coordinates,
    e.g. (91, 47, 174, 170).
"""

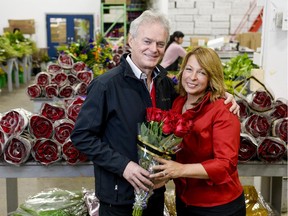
(3, 136, 31, 165)
(58, 53, 74, 69)
(257, 137, 287, 162)
(45, 84, 59, 98)
(0, 108, 29, 137)
(237, 99, 250, 122)
(239, 133, 258, 162)
(47, 63, 63, 74)
(62, 139, 88, 164)
(53, 119, 75, 144)
(271, 118, 287, 143)
(67, 97, 85, 122)
(133, 107, 192, 216)
(76, 71, 93, 84)
(248, 90, 274, 112)
(74, 82, 88, 96)
(29, 114, 53, 139)
(51, 72, 68, 87)
(27, 84, 42, 98)
(243, 114, 270, 138)
(59, 85, 75, 98)
(72, 61, 86, 74)
(35, 72, 51, 87)
(32, 138, 62, 165)
(40, 103, 66, 122)
(270, 99, 288, 120)
(0, 127, 7, 157)
(68, 74, 80, 86)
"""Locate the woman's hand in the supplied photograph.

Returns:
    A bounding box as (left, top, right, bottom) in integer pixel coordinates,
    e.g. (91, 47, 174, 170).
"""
(224, 92, 240, 116)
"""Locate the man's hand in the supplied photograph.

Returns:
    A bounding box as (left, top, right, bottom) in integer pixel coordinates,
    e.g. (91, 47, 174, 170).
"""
(123, 161, 154, 193)
(224, 92, 240, 116)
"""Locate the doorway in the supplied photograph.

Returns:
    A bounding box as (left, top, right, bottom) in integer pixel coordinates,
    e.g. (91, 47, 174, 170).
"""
(46, 14, 94, 59)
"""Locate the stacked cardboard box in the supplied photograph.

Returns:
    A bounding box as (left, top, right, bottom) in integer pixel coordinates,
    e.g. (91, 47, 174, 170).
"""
(8, 19, 35, 34)
(236, 32, 261, 51)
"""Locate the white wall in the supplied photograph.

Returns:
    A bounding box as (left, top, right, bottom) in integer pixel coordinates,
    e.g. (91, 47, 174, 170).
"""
(261, 0, 288, 99)
(0, 0, 101, 49)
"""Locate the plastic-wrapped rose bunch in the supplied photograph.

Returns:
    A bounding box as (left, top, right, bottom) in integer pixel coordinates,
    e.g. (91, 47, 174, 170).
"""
(133, 107, 192, 216)
(62, 139, 88, 165)
(239, 133, 258, 162)
(243, 114, 271, 138)
(257, 137, 287, 162)
(271, 118, 287, 143)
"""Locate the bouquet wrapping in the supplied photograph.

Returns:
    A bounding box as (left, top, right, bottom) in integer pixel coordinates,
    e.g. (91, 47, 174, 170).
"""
(40, 103, 66, 122)
(72, 61, 86, 74)
(247, 90, 274, 112)
(32, 138, 62, 165)
(35, 72, 51, 87)
(53, 119, 75, 144)
(62, 139, 88, 164)
(0, 108, 30, 137)
(51, 71, 68, 87)
(0, 127, 7, 157)
(133, 107, 192, 216)
(242, 114, 270, 138)
(239, 133, 258, 162)
(270, 99, 288, 121)
(29, 114, 54, 139)
(271, 117, 287, 143)
(44, 84, 59, 98)
(257, 137, 287, 162)
(59, 85, 75, 98)
(3, 135, 31, 165)
(47, 62, 63, 74)
(67, 97, 85, 122)
(27, 84, 42, 98)
(58, 53, 74, 69)
(68, 74, 80, 86)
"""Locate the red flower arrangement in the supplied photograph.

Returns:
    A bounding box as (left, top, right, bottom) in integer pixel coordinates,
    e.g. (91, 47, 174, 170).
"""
(133, 107, 192, 216)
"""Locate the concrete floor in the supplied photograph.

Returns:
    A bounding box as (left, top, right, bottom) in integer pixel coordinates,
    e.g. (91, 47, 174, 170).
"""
(0, 78, 287, 216)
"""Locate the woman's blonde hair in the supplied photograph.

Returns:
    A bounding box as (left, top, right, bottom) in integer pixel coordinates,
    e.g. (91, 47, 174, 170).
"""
(178, 46, 226, 102)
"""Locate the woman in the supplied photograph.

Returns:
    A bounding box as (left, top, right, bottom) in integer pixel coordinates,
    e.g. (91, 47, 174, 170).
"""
(151, 47, 246, 216)
(160, 31, 187, 71)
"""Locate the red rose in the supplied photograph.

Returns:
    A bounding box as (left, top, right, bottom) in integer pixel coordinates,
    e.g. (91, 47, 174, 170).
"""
(272, 118, 287, 143)
(72, 61, 86, 74)
(250, 90, 273, 111)
(271, 100, 288, 120)
(238, 133, 258, 162)
(59, 85, 74, 98)
(51, 72, 68, 87)
(74, 82, 88, 96)
(146, 107, 165, 123)
(47, 63, 62, 74)
(76, 71, 93, 85)
(58, 54, 73, 69)
(68, 74, 80, 86)
(53, 119, 75, 144)
(0, 109, 29, 137)
(32, 138, 62, 165)
(244, 114, 270, 138)
(27, 84, 42, 98)
(4, 136, 31, 165)
(29, 115, 53, 139)
(237, 99, 250, 122)
(40, 103, 66, 122)
(36, 72, 51, 87)
(162, 112, 179, 134)
(62, 139, 88, 164)
(257, 137, 286, 162)
(67, 97, 85, 122)
(45, 84, 59, 98)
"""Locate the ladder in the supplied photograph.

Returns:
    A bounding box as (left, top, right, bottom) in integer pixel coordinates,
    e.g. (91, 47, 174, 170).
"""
(249, 8, 264, 32)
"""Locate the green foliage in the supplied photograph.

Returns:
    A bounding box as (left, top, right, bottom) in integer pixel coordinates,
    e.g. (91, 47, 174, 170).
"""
(223, 53, 259, 94)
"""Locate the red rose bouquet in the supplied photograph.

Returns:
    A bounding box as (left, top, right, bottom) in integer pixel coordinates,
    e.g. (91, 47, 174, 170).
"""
(271, 118, 287, 143)
(239, 133, 258, 162)
(133, 107, 192, 216)
(257, 137, 287, 162)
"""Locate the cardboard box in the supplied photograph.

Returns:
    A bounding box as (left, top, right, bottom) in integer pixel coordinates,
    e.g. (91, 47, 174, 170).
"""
(104, 0, 131, 4)
(236, 32, 261, 51)
(8, 19, 35, 34)
(190, 37, 209, 47)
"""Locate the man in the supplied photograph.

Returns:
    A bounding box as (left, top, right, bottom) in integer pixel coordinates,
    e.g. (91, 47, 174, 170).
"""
(71, 10, 239, 216)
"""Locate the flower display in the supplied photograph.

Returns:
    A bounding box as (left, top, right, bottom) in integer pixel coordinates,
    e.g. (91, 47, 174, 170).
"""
(4, 136, 31, 165)
(62, 139, 88, 165)
(32, 138, 62, 165)
(29, 115, 53, 139)
(243, 114, 270, 138)
(133, 107, 192, 216)
(257, 137, 287, 162)
(239, 133, 258, 162)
